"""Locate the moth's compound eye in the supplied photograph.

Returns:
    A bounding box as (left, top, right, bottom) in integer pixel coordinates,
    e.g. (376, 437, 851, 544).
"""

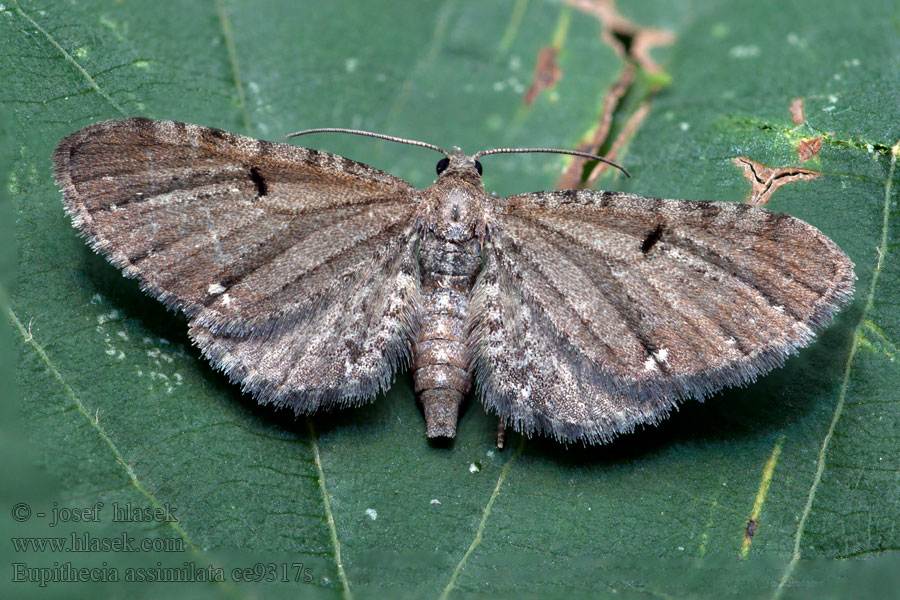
(436, 157, 450, 175)
(474, 160, 483, 175)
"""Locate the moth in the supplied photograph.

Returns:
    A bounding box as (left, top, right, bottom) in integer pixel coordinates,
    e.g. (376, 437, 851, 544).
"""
(52, 118, 854, 445)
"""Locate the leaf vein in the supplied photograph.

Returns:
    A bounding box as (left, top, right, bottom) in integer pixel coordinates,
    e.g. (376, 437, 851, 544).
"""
(214, 0, 251, 134)
(307, 418, 353, 600)
(5, 301, 250, 598)
(773, 138, 899, 597)
(12, 0, 126, 115)
(439, 437, 523, 600)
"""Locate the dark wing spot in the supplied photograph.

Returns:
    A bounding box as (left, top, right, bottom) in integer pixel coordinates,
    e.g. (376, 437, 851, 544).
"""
(249, 166, 268, 197)
(696, 201, 722, 220)
(641, 223, 664, 253)
(344, 339, 363, 361)
(304, 148, 321, 164)
(128, 116, 154, 130)
(201, 126, 228, 144)
(256, 139, 274, 156)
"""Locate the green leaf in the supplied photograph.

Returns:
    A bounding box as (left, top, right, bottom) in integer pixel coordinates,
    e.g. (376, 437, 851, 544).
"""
(4, 0, 898, 598)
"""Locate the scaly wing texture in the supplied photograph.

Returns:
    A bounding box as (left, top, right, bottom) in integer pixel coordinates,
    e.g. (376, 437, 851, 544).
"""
(53, 118, 422, 411)
(188, 234, 421, 412)
(52, 118, 419, 334)
(468, 190, 855, 444)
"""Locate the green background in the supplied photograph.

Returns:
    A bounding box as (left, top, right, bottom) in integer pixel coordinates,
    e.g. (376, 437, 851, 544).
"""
(3, 0, 898, 598)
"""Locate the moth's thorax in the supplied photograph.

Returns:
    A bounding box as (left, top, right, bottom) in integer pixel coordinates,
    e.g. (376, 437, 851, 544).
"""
(419, 179, 485, 276)
(423, 164, 489, 239)
(431, 186, 478, 241)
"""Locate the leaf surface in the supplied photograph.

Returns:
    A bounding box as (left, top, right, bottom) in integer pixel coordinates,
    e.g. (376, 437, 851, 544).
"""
(4, 0, 898, 597)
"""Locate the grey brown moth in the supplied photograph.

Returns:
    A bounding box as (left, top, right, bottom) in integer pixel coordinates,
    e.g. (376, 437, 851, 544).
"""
(52, 118, 855, 445)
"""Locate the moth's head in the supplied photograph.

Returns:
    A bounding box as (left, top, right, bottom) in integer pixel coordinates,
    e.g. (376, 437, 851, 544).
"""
(435, 147, 484, 186)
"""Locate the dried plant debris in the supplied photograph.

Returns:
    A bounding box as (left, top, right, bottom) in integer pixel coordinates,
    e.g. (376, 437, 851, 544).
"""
(790, 98, 806, 124)
(566, 0, 674, 73)
(732, 156, 820, 207)
(558, 0, 673, 189)
(557, 65, 635, 190)
(584, 101, 650, 188)
(53, 119, 854, 445)
(524, 46, 562, 105)
(797, 137, 824, 162)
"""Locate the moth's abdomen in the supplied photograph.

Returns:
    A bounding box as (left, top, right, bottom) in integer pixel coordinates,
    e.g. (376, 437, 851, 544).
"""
(414, 236, 481, 438)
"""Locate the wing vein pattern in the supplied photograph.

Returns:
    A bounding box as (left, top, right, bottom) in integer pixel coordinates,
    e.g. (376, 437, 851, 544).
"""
(53, 118, 423, 413)
(468, 190, 854, 443)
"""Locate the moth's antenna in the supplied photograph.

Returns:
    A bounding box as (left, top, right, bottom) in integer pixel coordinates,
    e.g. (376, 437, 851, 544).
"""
(286, 128, 452, 158)
(472, 147, 631, 178)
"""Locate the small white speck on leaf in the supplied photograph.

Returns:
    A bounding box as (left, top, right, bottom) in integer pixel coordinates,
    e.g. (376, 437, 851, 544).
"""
(469, 463, 480, 473)
(97, 309, 121, 325)
(365, 508, 377, 520)
(729, 45, 760, 58)
(786, 32, 807, 48)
